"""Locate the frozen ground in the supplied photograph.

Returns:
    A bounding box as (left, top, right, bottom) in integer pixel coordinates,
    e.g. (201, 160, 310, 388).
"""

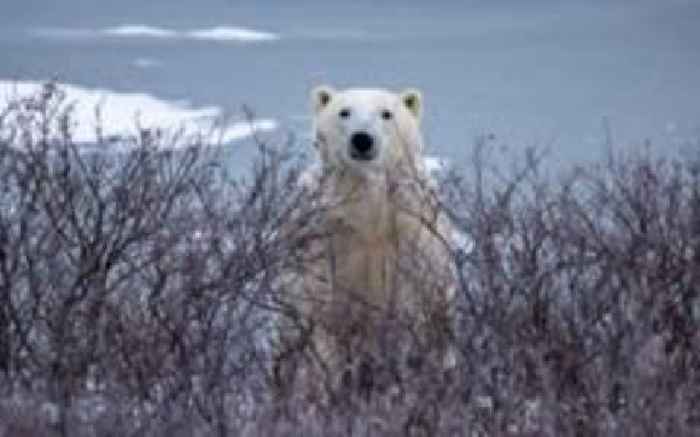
(0, 80, 277, 147)
(30, 24, 280, 42)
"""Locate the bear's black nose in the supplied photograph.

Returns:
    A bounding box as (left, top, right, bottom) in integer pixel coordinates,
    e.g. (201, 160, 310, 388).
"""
(350, 131, 375, 160)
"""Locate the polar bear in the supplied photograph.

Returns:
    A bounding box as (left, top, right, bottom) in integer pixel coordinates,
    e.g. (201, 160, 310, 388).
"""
(275, 86, 455, 399)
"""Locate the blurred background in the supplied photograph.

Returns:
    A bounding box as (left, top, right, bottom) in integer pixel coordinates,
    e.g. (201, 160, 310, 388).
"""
(2, 0, 699, 166)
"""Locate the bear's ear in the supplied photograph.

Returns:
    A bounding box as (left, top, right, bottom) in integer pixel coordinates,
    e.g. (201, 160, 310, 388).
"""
(400, 88, 422, 120)
(311, 85, 335, 114)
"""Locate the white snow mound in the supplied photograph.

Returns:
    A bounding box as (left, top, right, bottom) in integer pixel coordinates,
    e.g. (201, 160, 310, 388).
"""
(0, 80, 277, 147)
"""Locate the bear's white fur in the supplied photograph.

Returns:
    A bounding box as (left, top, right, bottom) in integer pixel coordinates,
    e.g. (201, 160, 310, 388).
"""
(277, 86, 455, 393)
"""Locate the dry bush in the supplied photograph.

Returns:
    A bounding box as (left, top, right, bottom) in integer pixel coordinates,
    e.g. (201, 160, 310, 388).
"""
(0, 84, 698, 436)
(440, 139, 700, 435)
(0, 83, 313, 436)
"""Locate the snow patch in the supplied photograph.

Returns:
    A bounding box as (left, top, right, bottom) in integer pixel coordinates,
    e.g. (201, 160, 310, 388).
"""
(186, 27, 279, 42)
(424, 155, 450, 175)
(31, 25, 280, 43)
(101, 25, 177, 38)
(0, 80, 277, 147)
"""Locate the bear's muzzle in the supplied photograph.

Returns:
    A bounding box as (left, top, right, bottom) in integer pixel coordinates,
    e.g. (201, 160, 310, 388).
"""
(349, 131, 376, 161)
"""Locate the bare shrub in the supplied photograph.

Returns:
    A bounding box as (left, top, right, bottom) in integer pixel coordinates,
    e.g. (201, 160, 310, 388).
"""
(0, 84, 697, 435)
(0, 83, 311, 436)
(442, 139, 700, 435)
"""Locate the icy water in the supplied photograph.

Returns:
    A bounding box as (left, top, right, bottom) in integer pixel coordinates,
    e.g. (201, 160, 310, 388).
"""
(2, 0, 700, 167)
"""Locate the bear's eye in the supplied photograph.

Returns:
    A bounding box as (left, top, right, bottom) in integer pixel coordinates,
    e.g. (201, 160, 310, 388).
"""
(381, 109, 393, 120)
(339, 108, 351, 119)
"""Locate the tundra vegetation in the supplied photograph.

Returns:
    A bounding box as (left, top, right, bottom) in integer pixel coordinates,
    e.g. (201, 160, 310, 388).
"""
(0, 84, 698, 436)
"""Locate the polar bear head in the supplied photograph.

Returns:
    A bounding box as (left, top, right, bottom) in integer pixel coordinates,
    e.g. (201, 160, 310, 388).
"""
(311, 86, 424, 175)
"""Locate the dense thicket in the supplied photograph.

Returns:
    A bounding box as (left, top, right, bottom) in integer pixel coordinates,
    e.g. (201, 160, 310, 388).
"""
(0, 84, 697, 436)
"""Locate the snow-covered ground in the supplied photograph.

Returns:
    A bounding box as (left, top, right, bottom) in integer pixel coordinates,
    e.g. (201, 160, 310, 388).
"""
(423, 155, 449, 176)
(0, 80, 277, 147)
(31, 25, 280, 43)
